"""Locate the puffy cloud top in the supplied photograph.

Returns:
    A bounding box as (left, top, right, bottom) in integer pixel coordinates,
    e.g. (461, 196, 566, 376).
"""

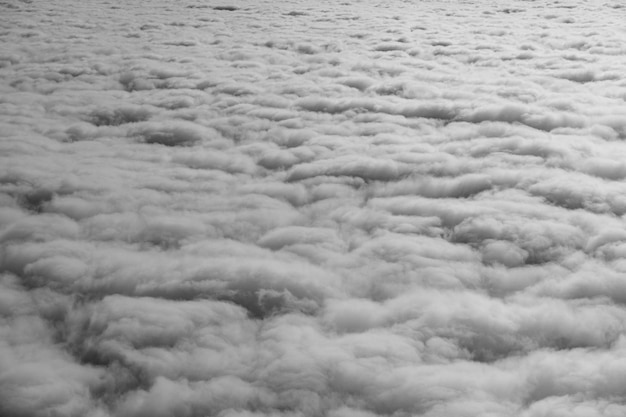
(3, 0, 626, 416)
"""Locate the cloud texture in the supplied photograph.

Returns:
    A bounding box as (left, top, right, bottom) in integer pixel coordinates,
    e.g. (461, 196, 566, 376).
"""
(3, 0, 626, 415)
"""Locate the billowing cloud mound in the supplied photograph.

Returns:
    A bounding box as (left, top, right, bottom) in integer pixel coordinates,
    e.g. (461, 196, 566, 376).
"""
(3, 0, 626, 416)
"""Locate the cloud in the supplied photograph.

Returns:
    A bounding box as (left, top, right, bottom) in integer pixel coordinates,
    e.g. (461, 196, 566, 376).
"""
(3, 0, 626, 416)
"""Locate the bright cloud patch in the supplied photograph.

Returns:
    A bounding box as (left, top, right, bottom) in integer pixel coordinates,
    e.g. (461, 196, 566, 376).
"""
(3, 0, 626, 416)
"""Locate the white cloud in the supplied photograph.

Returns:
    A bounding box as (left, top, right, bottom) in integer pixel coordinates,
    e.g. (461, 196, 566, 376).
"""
(4, 0, 626, 415)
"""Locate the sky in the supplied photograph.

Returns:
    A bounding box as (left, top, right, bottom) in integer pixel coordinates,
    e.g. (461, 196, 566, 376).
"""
(2, 0, 626, 416)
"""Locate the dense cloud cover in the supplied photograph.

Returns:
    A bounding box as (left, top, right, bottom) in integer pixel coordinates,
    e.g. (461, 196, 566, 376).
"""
(3, 0, 626, 415)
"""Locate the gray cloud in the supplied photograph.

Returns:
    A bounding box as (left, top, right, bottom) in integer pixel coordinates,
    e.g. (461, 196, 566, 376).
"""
(3, 0, 626, 416)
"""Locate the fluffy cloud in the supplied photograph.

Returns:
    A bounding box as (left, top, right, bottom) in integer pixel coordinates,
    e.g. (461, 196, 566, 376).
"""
(3, 0, 626, 416)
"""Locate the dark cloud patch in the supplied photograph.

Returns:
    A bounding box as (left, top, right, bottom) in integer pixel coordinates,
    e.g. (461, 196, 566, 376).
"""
(128, 121, 220, 147)
(89, 106, 155, 126)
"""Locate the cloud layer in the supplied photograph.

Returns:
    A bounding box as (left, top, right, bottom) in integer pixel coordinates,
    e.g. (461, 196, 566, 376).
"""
(3, 0, 626, 416)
